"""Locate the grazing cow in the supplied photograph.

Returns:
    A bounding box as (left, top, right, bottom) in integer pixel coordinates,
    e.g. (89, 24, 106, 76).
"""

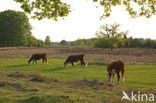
(107, 60, 125, 84)
(28, 53, 48, 64)
(64, 54, 87, 68)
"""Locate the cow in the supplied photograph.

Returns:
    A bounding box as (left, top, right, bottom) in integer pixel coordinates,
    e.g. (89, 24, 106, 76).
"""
(64, 54, 87, 68)
(106, 60, 125, 85)
(28, 53, 48, 64)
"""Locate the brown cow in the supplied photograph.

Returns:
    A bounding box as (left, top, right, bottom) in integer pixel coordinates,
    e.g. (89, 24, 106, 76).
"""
(107, 60, 125, 85)
(28, 53, 48, 64)
(64, 54, 87, 68)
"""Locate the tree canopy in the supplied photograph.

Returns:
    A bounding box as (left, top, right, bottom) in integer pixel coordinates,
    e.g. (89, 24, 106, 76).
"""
(45, 35, 51, 46)
(13, 0, 156, 20)
(95, 23, 128, 49)
(59, 40, 68, 46)
(0, 10, 33, 46)
(14, 0, 70, 20)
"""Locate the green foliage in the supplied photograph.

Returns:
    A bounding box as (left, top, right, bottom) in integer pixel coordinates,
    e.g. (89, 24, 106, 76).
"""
(0, 10, 33, 46)
(13, 0, 70, 20)
(86, 38, 96, 47)
(99, 0, 156, 19)
(45, 36, 51, 46)
(57, 37, 156, 49)
(36, 39, 45, 47)
(95, 23, 128, 49)
(74, 39, 85, 47)
(94, 38, 113, 48)
(13, 0, 156, 20)
(59, 40, 68, 46)
(127, 38, 156, 48)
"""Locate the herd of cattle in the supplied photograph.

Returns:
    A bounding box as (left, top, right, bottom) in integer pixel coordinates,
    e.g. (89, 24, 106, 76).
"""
(28, 53, 125, 85)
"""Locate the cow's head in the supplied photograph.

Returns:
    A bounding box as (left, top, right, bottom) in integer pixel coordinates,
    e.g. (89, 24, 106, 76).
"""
(64, 61, 68, 68)
(28, 59, 31, 64)
(107, 69, 116, 82)
(106, 73, 111, 82)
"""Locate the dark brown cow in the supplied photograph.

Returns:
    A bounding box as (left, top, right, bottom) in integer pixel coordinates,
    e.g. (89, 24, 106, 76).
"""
(28, 53, 48, 64)
(107, 60, 125, 84)
(64, 54, 87, 68)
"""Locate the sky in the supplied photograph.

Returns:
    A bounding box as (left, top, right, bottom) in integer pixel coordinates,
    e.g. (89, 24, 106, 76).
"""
(0, 0, 156, 42)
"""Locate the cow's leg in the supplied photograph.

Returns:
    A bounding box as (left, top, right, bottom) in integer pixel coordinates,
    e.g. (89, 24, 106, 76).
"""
(117, 72, 120, 84)
(35, 60, 37, 64)
(81, 61, 86, 67)
(110, 73, 115, 82)
(45, 58, 48, 64)
(42, 59, 44, 64)
(32, 60, 34, 64)
(80, 61, 85, 68)
(80, 62, 82, 67)
(83, 62, 86, 67)
(121, 70, 125, 85)
(71, 62, 74, 68)
(85, 62, 88, 67)
(112, 74, 115, 82)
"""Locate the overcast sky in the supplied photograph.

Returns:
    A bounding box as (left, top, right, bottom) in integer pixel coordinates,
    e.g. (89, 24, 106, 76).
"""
(0, 0, 156, 42)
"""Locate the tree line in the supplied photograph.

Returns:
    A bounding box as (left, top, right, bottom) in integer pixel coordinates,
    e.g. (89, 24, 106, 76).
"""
(62, 37, 156, 48)
(58, 23, 156, 49)
(58, 37, 156, 49)
(0, 10, 156, 49)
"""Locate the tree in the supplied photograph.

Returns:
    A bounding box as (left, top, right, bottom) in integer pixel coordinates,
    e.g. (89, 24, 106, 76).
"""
(94, 38, 113, 48)
(36, 39, 45, 47)
(86, 38, 96, 47)
(0, 10, 32, 46)
(45, 35, 51, 46)
(14, 0, 156, 20)
(74, 39, 85, 47)
(95, 23, 128, 50)
(27, 35, 38, 46)
(59, 40, 68, 46)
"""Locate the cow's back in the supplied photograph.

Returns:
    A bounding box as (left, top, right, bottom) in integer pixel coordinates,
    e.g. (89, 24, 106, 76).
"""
(31, 53, 47, 60)
(67, 54, 85, 62)
(107, 60, 124, 72)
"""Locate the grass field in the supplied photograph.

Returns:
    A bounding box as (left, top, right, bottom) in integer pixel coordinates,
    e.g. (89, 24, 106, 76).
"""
(0, 58, 156, 103)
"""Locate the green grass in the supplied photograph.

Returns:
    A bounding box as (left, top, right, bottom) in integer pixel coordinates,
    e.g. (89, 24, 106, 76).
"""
(0, 58, 156, 103)
(0, 58, 156, 89)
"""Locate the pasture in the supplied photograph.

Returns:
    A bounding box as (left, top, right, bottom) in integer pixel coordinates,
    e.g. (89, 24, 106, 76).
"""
(0, 58, 156, 103)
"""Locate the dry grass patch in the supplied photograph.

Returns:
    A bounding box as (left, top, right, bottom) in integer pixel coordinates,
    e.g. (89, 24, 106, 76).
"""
(7, 71, 39, 78)
(66, 79, 115, 89)
(0, 81, 10, 87)
(30, 75, 58, 82)
(7, 71, 59, 83)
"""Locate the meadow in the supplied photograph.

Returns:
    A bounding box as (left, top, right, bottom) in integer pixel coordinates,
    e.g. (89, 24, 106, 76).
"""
(0, 58, 156, 103)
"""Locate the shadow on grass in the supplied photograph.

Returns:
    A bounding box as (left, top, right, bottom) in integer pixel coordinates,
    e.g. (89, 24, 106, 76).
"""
(88, 62, 106, 66)
(7, 64, 29, 68)
(42, 67, 65, 72)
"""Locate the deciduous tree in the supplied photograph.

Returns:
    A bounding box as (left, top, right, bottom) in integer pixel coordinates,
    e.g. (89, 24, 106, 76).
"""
(0, 10, 32, 46)
(45, 35, 51, 46)
(95, 23, 128, 50)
